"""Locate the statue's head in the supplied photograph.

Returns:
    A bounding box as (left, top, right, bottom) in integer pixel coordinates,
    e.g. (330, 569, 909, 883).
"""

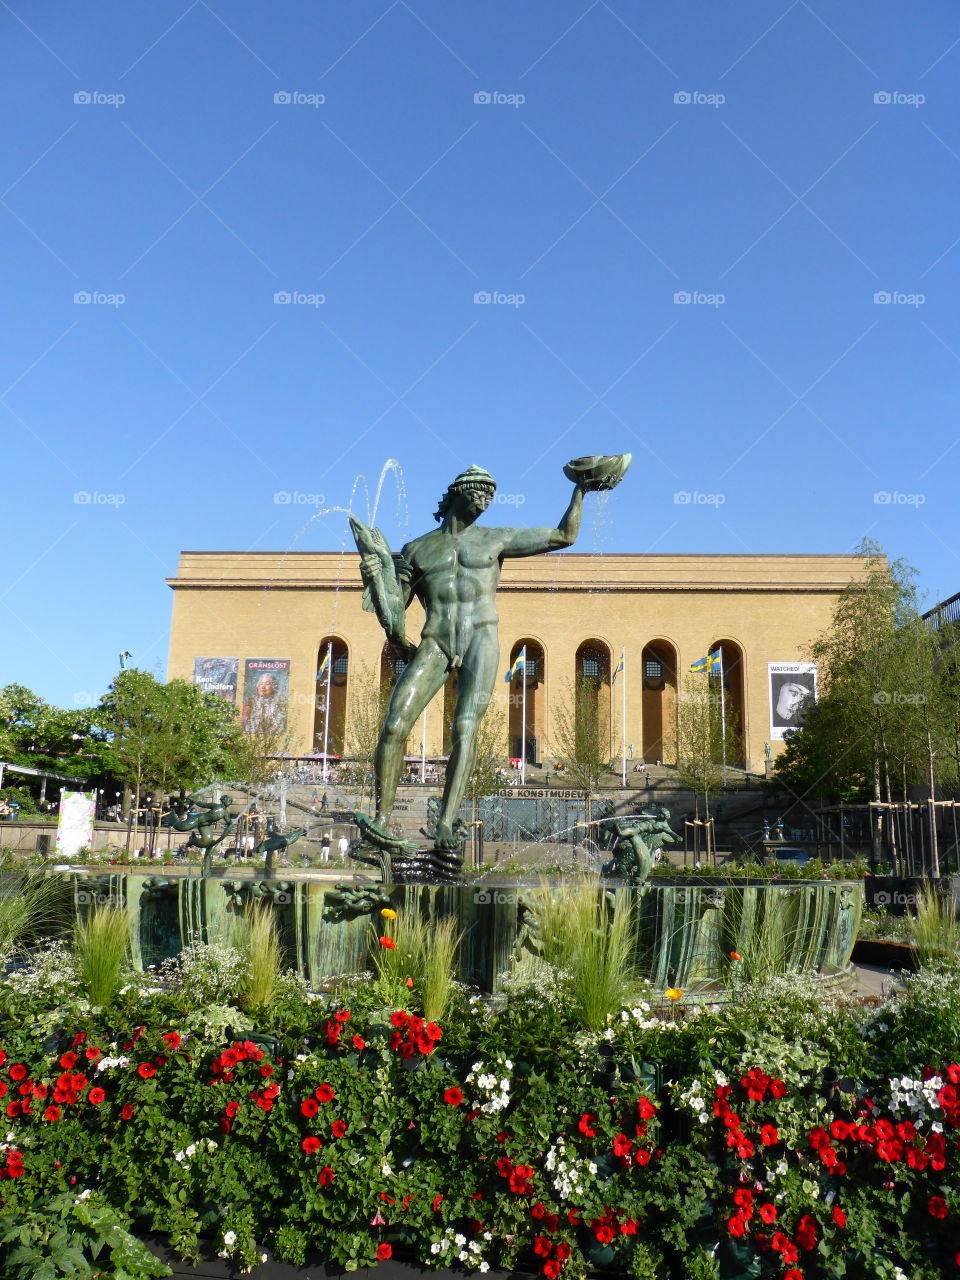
(434, 463, 496, 522)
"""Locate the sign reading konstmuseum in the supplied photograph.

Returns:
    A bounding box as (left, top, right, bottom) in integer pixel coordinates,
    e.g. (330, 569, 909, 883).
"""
(494, 787, 588, 800)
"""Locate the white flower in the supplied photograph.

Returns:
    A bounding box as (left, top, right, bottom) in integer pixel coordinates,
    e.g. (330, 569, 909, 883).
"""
(223, 1230, 237, 1248)
(381, 1162, 393, 1176)
(454, 1233, 467, 1247)
(430, 1243, 441, 1255)
(478, 1263, 490, 1272)
(77, 1189, 92, 1200)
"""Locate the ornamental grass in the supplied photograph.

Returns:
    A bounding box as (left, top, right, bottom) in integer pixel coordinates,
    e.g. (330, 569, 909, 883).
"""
(911, 881, 960, 967)
(231, 902, 282, 1013)
(73, 904, 130, 1007)
(0, 865, 70, 963)
(532, 875, 637, 1032)
(372, 909, 461, 1022)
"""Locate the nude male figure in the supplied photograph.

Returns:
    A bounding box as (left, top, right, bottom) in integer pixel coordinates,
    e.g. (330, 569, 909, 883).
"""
(359, 464, 587, 851)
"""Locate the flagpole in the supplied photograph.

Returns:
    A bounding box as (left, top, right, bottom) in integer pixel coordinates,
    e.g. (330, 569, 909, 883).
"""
(620, 649, 627, 789)
(322, 640, 333, 781)
(420, 705, 427, 784)
(520, 653, 527, 786)
(718, 647, 726, 786)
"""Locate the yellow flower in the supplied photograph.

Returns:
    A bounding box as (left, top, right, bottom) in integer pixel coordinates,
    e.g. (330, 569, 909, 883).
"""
(663, 988, 684, 1001)
(380, 907, 397, 920)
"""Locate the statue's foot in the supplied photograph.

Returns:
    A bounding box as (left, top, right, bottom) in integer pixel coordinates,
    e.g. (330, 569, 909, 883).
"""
(433, 823, 464, 853)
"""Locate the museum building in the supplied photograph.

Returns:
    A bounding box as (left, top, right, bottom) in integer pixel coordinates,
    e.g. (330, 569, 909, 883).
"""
(166, 550, 866, 775)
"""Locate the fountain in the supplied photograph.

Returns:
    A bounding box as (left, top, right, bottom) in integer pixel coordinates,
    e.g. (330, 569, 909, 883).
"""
(64, 452, 862, 994)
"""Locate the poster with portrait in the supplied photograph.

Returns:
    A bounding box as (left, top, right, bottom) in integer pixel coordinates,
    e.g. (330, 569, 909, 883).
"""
(242, 659, 290, 734)
(769, 662, 817, 739)
(193, 657, 239, 704)
(55, 790, 97, 859)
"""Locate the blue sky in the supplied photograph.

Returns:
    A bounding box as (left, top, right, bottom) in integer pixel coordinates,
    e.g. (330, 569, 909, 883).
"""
(2, 0, 959, 708)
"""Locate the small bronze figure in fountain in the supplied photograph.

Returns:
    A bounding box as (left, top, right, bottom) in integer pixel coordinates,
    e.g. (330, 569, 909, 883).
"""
(350, 456, 630, 883)
(601, 807, 679, 885)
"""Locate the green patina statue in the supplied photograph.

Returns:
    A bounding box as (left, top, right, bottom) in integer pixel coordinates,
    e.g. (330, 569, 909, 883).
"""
(600, 807, 680, 885)
(350, 455, 631, 880)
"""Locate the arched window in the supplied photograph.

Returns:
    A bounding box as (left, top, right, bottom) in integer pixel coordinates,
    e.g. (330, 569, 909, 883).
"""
(313, 636, 349, 756)
(506, 637, 545, 764)
(641, 640, 677, 763)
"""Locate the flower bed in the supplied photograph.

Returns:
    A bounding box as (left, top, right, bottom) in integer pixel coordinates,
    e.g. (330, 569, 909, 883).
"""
(0, 945, 958, 1280)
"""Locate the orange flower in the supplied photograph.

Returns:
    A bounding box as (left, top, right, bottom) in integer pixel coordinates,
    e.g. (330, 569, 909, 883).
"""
(379, 936, 396, 950)
(729, 951, 742, 961)
(664, 988, 683, 1001)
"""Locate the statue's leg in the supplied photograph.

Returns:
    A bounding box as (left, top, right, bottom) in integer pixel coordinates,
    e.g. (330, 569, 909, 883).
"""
(434, 627, 498, 846)
(374, 640, 448, 826)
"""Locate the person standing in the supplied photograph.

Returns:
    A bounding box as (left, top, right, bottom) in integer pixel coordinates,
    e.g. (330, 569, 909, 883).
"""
(320, 834, 331, 863)
(337, 834, 350, 859)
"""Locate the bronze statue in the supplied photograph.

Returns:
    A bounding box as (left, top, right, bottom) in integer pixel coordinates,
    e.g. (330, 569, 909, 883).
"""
(601, 807, 679, 885)
(350, 456, 630, 878)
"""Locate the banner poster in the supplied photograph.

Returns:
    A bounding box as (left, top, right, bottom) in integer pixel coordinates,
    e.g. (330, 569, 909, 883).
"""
(769, 662, 817, 739)
(193, 657, 239, 704)
(55, 790, 96, 859)
(242, 659, 291, 733)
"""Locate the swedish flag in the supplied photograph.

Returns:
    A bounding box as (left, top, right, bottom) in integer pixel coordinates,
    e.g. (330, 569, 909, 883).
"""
(611, 651, 625, 684)
(316, 651, 330, 681)
(690, 649, 721, 674)
(504, 647, 527, 682)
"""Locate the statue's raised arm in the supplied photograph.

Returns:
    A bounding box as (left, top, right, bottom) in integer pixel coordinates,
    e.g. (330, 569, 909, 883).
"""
(349, 516, 415, 659)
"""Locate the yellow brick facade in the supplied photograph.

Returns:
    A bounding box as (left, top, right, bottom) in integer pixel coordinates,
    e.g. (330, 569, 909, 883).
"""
(167, 551, 863, 773)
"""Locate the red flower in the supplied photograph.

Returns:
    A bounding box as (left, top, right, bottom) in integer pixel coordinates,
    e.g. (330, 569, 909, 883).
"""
(769, 1078, 787, 1098)
(543, 1263, 561, 1279)
(224, 1101, 239, 1118)
(578, 1113, 598, 1137)
(43, 1105, 61, 1122)
(760, 1124, 779, 1146)
(612, 1134, 632, 1157)
(758, 1203, 777, 1224)
(59, 1052, 78, 1069)
(87, 1087, 106, 1105)
(121, 1104, 135, 1120)
(315, 1084, 336, 1103)
(317, 1165, 335, 1186)
(390, 1011, 408, 1027)
(375, 1243, 392, 1261)
(555, 1243, 571, 1261)
(9, 1065, 27, 1081)
(784, 1272, 803, 1280)
(352, 1035, 366, 1051)
(832, 1206, 846, 1228)
(334, 1009, 351, 1023)
(425, 1022, 443, 1041)
(84, 1047, 102, 1062)
(331, 1119, 347, 1138)
(302, 1136, 323, 1153)
(161, 1032, 181, 1050)
(533, 1237, 551, 1257)
(379, 936, 396, 950)
(594, 1225, 615, 1244)
(637, 1097, 657, 1119)
(300, 1099, 319, 1117)
(136, 1063, 155, 1079)
(432, 1195, 444, 1212)
(727, 1216, 747, 1238)
(444, 1087, 464, 1106)
(732, 1189, 753, 1209)
(928, 1195, 949, 1219)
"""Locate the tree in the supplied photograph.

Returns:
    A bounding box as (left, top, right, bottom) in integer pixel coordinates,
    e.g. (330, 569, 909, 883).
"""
(97, 670, 251, 800)
(345, 662, 393, 810)
(674, 675, 737, 833)
(551, 677, 614, 794)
